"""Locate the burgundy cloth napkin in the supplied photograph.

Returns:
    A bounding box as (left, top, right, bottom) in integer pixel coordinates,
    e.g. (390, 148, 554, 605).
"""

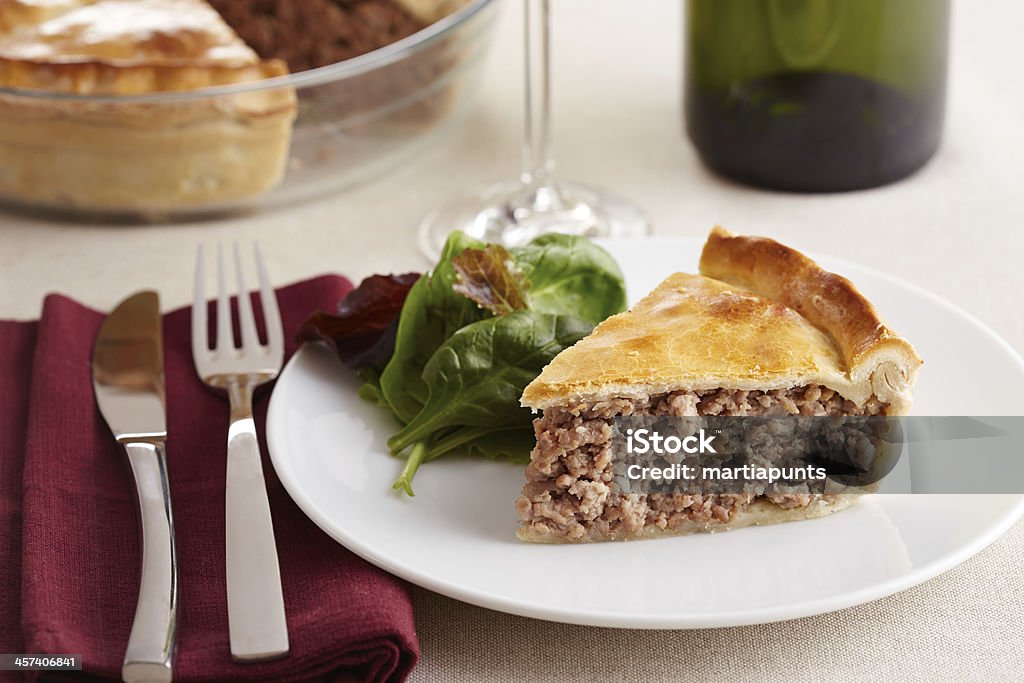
(0, 276, 419, 682)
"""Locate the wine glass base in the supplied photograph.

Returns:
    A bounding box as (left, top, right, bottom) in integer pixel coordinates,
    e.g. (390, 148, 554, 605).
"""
(418, 180, 651, 260)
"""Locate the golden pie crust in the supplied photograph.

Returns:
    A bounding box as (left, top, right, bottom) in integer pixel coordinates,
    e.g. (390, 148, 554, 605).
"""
(0, 0, 296, 212)
(521, 227, 923, 415)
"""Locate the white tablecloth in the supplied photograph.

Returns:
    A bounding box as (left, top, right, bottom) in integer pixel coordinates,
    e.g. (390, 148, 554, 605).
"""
(2, 0, 1022, 679)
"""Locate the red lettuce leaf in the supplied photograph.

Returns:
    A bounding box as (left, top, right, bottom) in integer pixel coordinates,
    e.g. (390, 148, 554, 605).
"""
(298, 272, 420, 371)
(451, 244, 529, 315)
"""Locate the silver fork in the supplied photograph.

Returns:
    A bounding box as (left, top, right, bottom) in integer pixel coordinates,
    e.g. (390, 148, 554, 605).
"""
(192, 243, 289, 662)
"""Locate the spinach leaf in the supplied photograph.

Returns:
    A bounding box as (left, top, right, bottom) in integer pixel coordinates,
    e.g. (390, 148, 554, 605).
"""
(461, 427, 535, 464)
(378, 231, 489, 423)
(357, 370, 391, 410)
(512, 234, 627, 324)
(392, 425, 533, 496)
(386, 310, 593, 455)
(420, 424, 534, 463)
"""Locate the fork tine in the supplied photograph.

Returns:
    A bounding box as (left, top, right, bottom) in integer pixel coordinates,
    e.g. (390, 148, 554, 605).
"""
(233, 242, 261, 350)
(192, 244, 208, 356)
(216, 244, 233, 352)
(254, 243, 283, 354)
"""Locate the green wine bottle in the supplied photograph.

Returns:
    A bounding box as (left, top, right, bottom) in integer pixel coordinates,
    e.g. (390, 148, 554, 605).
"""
(685, 0, 951, 192)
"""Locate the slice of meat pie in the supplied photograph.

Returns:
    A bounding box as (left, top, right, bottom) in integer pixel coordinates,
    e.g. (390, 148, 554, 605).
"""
(516, 227, 923, 543)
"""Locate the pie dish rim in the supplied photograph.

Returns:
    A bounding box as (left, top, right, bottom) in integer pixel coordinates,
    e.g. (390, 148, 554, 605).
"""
(0, 0, 496, 103)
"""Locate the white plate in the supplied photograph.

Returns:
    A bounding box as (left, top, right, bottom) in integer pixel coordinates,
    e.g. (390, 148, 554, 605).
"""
(267, 238, 1024, 628)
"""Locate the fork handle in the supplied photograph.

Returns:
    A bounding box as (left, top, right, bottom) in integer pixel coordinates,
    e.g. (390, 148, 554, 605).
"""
(225, 406, 290, 662)
(122, 441, 176, 683)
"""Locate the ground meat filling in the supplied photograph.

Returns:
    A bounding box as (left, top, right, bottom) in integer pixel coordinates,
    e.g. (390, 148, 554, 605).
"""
(209, 0, 427, 72)
(516, 386, 888, 540)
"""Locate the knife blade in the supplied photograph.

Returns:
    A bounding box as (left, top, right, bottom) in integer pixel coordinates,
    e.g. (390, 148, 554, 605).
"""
(92, 291, 176, 683)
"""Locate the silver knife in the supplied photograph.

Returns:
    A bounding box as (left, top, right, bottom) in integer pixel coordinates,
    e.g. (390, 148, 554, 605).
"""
(92, 291, 176, 683)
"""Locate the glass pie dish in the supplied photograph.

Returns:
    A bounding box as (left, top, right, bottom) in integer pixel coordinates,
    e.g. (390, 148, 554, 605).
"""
(0, 0, 499, 220)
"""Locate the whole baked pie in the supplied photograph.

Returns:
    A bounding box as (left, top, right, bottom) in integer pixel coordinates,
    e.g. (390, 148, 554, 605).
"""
(0, 0, 295, 211)
(0, 0, 458, 212)
(516, 227, 924, 543)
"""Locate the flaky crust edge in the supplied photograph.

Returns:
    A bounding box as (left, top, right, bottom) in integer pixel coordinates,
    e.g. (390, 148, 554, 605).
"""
(0, 57, 291, 97)
(699, 226, 923, 414)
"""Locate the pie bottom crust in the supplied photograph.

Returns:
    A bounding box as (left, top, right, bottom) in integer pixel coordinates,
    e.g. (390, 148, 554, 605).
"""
(0, 89, 296, 213)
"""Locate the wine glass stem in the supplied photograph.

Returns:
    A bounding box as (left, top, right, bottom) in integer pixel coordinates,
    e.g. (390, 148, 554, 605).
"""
(522, 0, 558, 204)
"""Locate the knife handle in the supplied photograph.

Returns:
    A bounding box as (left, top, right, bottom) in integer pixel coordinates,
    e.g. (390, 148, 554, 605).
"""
(225, 418, 289, 662)
(123, 441, 177, 683)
